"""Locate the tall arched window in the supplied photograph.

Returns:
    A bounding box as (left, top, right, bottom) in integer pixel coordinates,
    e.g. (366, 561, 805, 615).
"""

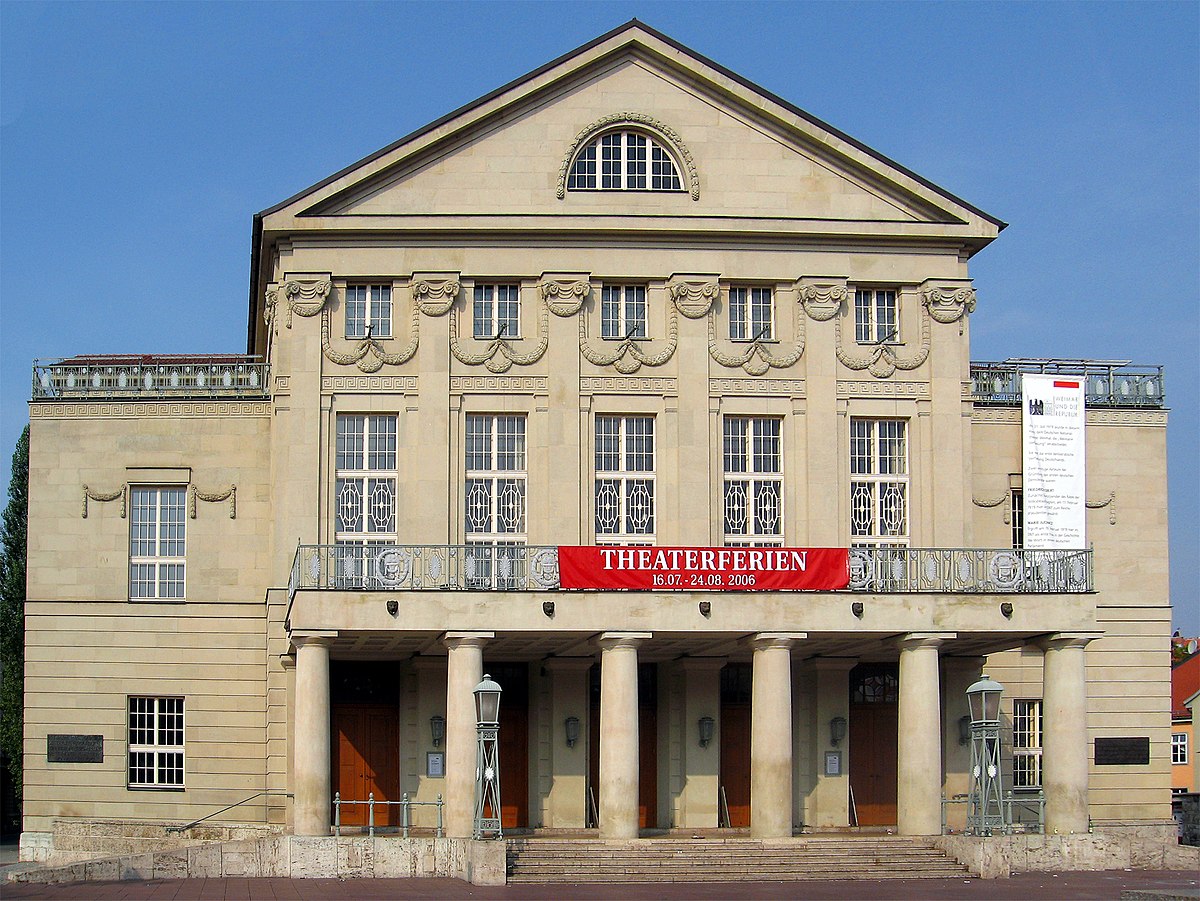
(567, 130, 683, 192)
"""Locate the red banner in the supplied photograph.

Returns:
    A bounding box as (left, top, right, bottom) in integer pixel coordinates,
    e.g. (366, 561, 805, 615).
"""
(558, 546, 849, 591)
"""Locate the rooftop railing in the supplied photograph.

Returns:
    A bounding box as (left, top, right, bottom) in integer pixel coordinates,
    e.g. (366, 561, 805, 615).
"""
(288, 544, 1092, 600)
(32, 355, 269, 400)
(970, 359, 1164, 408)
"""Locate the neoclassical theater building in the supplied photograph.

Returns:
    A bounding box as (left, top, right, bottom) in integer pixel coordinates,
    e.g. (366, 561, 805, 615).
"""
(22, 21, 1172, 859)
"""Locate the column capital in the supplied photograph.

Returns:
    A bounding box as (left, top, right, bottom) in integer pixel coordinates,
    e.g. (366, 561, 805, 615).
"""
(748, 632, 807, 652)
(597, 631, 652, 651)
(442, 631, 494, 651)
(291, 632, 337, 650)
(542, 656, 595, 672)
(679, 656, 727, 673)
(1038, 632, 1102, 652)
(896, 632, 955, 651)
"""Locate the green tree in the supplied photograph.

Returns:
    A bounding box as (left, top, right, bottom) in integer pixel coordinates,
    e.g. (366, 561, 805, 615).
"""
(0, 425, 29, 821)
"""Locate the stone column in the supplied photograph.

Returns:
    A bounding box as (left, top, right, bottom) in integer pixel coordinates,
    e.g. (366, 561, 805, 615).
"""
(597, 632, 651, 839)
(293, 634, 334, 836)
(750, 633, 806, 838)
(443, 631, 494, 838)
(897, 632, 953, 836)
(1041, 633, 1097, 834)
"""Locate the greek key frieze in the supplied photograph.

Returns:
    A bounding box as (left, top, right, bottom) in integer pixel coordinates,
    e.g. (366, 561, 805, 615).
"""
(708, 378, 805, 396)
(32, 402, 271, 419)
(580, 377, 678, 395)
(450, 376, 548, 393)
(836, 380, 929, 399)
(321, 376, 419, 393)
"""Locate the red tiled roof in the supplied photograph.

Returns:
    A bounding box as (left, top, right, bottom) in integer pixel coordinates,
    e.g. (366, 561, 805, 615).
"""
(1173, 653, 1200, 720)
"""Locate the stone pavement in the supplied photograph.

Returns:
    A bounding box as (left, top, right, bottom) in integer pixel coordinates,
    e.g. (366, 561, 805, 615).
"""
(3, 870, 1199, 900)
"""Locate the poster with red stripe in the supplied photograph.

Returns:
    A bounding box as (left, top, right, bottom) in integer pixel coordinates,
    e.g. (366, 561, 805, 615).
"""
(1021, 373, 1086, 548)
(557, 546, 849, 591)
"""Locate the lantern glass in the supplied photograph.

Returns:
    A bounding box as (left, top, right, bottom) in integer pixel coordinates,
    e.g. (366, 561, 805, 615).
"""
(564, 716, 581, 748)
(698, 716, 715, 747)
(965, 675, 1004, 725)
(474, 674, 502, 725)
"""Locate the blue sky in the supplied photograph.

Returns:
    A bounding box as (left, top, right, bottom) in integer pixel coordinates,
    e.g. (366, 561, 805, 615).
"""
(2, 1, 1197, 632)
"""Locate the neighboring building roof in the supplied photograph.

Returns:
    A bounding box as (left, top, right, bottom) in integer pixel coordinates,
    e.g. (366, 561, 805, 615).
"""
(1173, 652, 1200, 720)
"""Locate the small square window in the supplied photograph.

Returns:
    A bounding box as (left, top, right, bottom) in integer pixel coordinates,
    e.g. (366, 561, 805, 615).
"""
(601, 286, 647, 339)
(854, 289, 898, 344)
(345, 284, 392, 339)
(473, 284, 520, 339)
(729, 287, 774, 341)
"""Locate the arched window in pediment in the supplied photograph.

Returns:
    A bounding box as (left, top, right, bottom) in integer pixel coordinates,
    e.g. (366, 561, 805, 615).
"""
(557, 113, 700, 200)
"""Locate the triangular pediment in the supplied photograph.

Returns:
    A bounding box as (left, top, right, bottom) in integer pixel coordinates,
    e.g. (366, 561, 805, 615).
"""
(260, 21, 1001, 237)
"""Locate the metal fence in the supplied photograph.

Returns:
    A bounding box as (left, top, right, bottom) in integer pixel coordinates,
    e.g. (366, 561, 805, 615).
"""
(32, 356, 269, 400)
(970, 360, 1164, 409)
(942, 791, 1045, 835)
(848, 547, 1092, 594)
(333, 792, 444, 838)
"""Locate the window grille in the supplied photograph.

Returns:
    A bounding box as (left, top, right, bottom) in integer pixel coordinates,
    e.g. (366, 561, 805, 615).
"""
(723, 417, 783, 545)
(465, 415, 527, 588)
(850, 418, 908, 545)
(595, 415, 655, 543)
(601, 285, 647, 339)
(854, 288, 898, 344)
(345, 284, 392, 339)
(129, 487, 186, 600)
(473, 284, 520, 339)
(568, 131, 682, 192)
(729, 287, 774, 341)
(1012, 699, 1043, 789)
(128, 696, 184, 788)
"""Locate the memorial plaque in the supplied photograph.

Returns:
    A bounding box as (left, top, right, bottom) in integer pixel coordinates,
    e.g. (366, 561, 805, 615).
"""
(1094, 736, 1150, 766)
(47, 734, 104, 763)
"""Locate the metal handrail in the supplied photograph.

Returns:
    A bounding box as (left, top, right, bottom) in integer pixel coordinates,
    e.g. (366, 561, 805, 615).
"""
(333, 791, 444, 838)
(969, 360, 1164, 409)
(941, 790, 1045, 835)
(718, 785, 731, 829)
(32, 355, 270, 401)
(166, 791, 293, 832)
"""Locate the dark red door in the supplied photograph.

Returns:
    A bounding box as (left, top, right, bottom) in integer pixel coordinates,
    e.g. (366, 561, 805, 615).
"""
(848, 664, 899, 826)
(332, 704, 400, 826)
(491, 663, 529, 829)
(720, 663, 752, 827)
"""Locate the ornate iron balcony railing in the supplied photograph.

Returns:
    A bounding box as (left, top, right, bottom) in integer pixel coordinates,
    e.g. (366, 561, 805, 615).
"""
(970, 359, 1164, 409)
(288, 544, 1092, 599)
(32, 355, 269, 400)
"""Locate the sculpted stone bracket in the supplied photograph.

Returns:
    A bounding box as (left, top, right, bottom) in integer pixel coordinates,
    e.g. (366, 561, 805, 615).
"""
(920, 278, 977, 324)
(265, 278, 332, 332)
(539, 275, 591, 317)
(411, 275, 461, 316)
(556, 112, 700, 201)
(667, 275, 719, 319)
(82, 484, 126, 519)
(190, 484, 236, 519)
(797, 277, 849, 322)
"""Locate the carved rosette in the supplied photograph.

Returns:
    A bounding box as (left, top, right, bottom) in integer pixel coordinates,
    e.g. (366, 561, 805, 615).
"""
(798, 283, 849, 322)
(265, 279, 332, 331)
(411, 279, 461, 316)
(82, 484, 126, 519)
(539, 278, 591, 317)
(449, 305, 549, 373)
(667, 277, 719, 319)
(835, 305, 931, 378)
(580, 307, 679, 375)
(921, 281, 977, 324)
(556, 112, 701, 201)
(190, 484, 236, 519)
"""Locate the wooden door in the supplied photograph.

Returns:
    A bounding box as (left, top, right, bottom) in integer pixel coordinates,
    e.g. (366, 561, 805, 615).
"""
(490, 663, 529, 829)
(720, 704, 751, 826)
(638, 705, 657, 828)
(332, 704, 400, 826)
(848, 664, 899, 826)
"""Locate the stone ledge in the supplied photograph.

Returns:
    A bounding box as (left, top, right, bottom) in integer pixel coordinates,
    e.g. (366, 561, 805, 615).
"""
(935, 830, 1200, 879)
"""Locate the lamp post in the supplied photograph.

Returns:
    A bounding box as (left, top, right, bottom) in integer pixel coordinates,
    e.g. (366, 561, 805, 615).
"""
(965, 674, 1008, 835)
(473, 674, 503, 839)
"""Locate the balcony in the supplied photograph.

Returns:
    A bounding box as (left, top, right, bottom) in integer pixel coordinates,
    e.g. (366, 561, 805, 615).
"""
(970, 359, 1164, 408)
(288, 544, 1093, 600)
(32, 355, 269, 401)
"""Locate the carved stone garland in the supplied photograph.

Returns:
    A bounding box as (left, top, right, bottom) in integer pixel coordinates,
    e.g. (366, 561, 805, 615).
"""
(450, 304, 548, 373)
(265, 279, 332, 333)
(707, 313, 804, 376)
(579, 302, 678, 375)
(972, 489, 1117, 525)
(82, 484, 126, 518)
(835, 305, 931, 379)
(319, 279, 458, 373)
(556, 112, 701, 201)
(190, 484, 236, 519)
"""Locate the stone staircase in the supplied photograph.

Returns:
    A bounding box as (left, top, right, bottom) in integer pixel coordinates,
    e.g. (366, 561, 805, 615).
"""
(506, 835, 974, 884)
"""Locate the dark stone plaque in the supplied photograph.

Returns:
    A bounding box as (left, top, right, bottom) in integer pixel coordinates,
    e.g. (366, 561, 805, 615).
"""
(47, 734, 103, 764)
(1094, 736, 1150, 765)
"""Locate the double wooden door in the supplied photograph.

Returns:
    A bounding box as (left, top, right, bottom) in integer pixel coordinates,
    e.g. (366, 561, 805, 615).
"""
(719, 703, 751, 826)
(848, 663, 899, 826)
(332, 704, 400, 826)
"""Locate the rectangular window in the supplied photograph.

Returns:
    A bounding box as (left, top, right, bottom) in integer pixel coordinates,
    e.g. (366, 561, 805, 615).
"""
(849, 418, 908, 545)
(345, 284, 392, 339)
(723, 417, 783, 545)
(601, 285, 647, 339)
(129, 487, 186, 600)
(1173, 732, 1189, 765)
(1012, 699, 1043, 789)
(465, 415, 527, 588)
(472, 284, 520, 339)
(595, 415, 655, 543)
(128, 696, 184, 788)
(729, 287, 774, 341)
(854, 288, 898, 344)
(335, 414, 398, 585)
(1010, 488, 1024, 549)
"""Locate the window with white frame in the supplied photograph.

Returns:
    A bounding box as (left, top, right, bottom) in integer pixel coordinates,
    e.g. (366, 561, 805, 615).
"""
(849, 418, 908, 545)
(601, 285, 647, 339)
(129, 486, 186, 600)
(472, 284, 520, 339)
(1012, 699, 1043, 789)
(723, 417, 783, 545)
(335, 414, 397, 584)
(567, 131, 682, 192)
(729, 287, 774, 341)
(854, 288, 898, 344)
(128, 696, 184, 788)
(595, 415, 655, 543)
(1010, 487, 1024, 549)
(465, 415, 527, 588)
(1173, 732, 1189, 765)
(345, 284, 392, 339)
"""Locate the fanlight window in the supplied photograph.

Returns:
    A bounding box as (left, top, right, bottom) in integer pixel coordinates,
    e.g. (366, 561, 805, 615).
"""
(567, 131, 683, 192)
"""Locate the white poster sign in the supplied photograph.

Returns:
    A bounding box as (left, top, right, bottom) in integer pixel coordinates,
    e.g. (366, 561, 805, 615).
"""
(1022, 373, 1086, 549)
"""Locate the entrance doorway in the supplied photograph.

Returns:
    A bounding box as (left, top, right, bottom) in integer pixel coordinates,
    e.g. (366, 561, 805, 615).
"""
(589, 662, 658, 829)
(330, 660, 400, 827)
(488, 662, 529, 829)
(848, 663, 899, 826)
(719, 662, 752, 827)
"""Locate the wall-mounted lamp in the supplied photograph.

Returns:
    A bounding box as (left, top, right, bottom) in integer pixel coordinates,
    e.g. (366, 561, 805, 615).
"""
(386, 599, 399, 616)
(958, 714, 971, 745)
(829, 716, 847, 747)
(851, 601, 864, 618)
(1000, 602, 1014, 619)
(542, 600, 555, 618)
(698, 716, 715, 748)
(698, 601, 711, 617)
(430, 714, 446, 748)
(564, 716, 581, 748)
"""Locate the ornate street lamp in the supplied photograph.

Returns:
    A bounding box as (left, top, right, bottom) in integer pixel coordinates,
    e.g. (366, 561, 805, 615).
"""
(473, 674, 503, 839)
(966, 674, 1008, 835)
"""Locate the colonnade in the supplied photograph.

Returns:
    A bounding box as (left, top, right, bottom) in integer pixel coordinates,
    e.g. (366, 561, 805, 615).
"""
(289, 630, 1096, 838)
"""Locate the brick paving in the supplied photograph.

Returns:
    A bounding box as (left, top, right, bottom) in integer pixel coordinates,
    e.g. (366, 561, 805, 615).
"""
(3, 870, 1199, 900)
